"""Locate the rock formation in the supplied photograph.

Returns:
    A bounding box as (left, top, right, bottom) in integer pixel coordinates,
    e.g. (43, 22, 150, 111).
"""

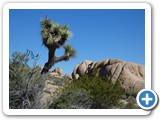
(72, 59, 145, 91)
(51, 67, 63, 77)
(39, 67, 72, 108)
(39, 80, 62, 108)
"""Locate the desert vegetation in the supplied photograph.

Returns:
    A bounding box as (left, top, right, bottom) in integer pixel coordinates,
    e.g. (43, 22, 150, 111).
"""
(49, 75, 125, 109)
(9, 50, 42, 108)
(9, 51, 140, 109)
(9, 17, 141, 109)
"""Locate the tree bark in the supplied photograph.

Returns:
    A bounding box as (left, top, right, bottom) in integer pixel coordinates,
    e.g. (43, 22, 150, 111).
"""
(41, 53, 70, 75)
(41, 44, 71, 75)
(55, 53, 70, 62)
(41, 47, 56, 75)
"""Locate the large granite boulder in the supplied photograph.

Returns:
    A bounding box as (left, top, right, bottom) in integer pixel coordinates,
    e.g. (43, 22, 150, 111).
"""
(72, 60, 92, 79)
(72, 59, 145, 91)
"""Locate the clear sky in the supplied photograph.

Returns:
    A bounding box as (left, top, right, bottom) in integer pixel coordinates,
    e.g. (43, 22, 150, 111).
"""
(9, 9, 145, 75)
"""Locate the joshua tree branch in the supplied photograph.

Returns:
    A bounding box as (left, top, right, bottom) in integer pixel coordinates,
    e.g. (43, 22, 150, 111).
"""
(41, 51, 70, 75)
(55, 53, 70, 62)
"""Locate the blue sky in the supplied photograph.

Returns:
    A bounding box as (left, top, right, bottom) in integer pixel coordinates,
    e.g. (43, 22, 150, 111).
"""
(9, 9, 145, 75)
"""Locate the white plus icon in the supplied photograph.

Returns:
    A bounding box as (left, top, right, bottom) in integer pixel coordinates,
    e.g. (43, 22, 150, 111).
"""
(142, 93, 153, 105)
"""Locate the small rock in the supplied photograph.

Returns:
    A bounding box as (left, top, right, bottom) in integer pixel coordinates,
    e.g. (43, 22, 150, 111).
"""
(52, 67, 63, 76)
(64, 73, 73, 80)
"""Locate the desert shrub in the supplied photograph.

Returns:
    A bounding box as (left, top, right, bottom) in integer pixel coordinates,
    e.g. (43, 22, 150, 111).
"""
(121, 96, 140, 109)
(125, 88, 139, 98)
(49, 75, 125, 109)
(49, 88, 91, 109)
(9, 51, 44, 109)
(51, 77, 67, 86)
(123, 102, 140, 109)
(123, 88, 140, 109)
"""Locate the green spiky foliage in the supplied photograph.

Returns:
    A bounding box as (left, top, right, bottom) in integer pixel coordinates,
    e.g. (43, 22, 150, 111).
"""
(63, 44, 76, 58)
(40, 17, 76, 74)
(41, 17, 72, 48)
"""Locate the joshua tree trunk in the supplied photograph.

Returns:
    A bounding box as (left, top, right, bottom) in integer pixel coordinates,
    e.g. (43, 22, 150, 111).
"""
(41, 46, 56, 74)
(41, 47, 70, 75)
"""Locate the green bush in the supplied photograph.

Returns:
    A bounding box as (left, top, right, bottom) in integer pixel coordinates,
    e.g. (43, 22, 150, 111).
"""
(121, 96, 140, 109)
(125, 88, 139, 98)
(9, 51, 44, 109)
(49, 75, 125, 109)
(49, 88, 91, 109)
(121, 88, 140, 109)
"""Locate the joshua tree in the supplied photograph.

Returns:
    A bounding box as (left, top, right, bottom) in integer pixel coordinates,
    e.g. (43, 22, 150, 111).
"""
(40, 17, 76, 75)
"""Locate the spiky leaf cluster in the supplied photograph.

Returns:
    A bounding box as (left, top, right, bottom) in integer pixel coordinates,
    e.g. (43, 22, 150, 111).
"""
(63, 44, 76, 58)
(40, 17, 72, 48)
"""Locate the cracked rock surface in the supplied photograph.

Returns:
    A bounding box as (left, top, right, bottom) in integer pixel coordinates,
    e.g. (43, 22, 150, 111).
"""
(72, 58, 145, 91)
